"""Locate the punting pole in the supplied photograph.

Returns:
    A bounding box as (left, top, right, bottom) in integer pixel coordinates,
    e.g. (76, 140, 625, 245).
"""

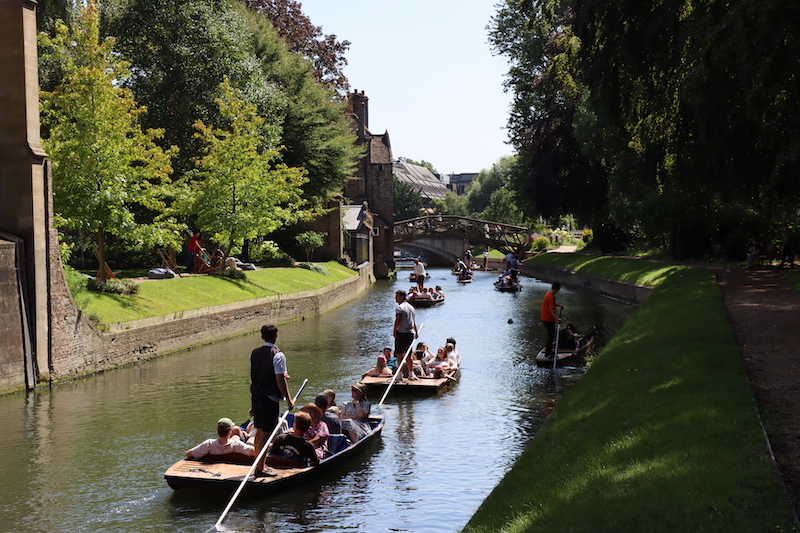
(552, 307, 563, 371)
(215, 378, 308, 530)
(378, 323, 424, 408)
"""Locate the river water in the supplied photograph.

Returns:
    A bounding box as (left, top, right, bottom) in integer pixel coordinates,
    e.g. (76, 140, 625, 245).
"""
(0, 268, 637, 533)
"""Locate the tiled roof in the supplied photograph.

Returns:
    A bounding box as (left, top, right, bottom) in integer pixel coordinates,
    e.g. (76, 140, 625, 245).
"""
(369, 133, 393, 165)
(393, 161, 449, 200)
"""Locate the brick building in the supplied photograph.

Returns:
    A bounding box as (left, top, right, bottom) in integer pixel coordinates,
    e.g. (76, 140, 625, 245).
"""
(344, 91, 394, 278)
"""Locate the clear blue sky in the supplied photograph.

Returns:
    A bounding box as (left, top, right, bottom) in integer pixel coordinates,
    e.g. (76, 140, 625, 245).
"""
(300, 1, 514, 177)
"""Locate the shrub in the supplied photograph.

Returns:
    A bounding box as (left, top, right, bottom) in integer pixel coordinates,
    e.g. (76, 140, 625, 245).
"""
(250, 240, 292, 266)
(210, 267, 247, 280)
(582, 228, 594, 243)
(533, 236, 550, 251)
(87, 278, 139, 295)
(298, 262, 329, 275)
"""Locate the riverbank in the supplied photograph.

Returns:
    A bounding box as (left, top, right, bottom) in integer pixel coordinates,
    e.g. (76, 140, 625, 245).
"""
(465, 253, 798, 532)
(12, 261, 372, 396)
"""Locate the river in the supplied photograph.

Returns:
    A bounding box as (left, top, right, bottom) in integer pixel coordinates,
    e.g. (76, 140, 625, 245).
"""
(0, 268, 637, 533)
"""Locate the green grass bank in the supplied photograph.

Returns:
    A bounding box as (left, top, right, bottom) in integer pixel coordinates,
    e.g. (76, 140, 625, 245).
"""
(465, 254, 797, 532)
(66, 261, 357, 324)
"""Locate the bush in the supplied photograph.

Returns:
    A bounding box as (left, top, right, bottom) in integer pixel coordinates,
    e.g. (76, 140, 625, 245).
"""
(533, 236, 550, 251)
(582, 228, 594, 243)
(297, 262, 329, 275)
(249, 240, 293, 266)
(210, 267, 247, 280)
(87, 278, 139, 295)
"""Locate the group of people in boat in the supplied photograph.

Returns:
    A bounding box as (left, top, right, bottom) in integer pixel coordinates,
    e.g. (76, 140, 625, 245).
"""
(406, 285, 444, 301)
(363, 339, 460, 380)
(186, 385, 372, 470)
(185, 323, 374, 475)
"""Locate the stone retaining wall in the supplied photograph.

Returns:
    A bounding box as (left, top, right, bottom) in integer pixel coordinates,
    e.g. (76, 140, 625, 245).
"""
(0, 239, 25, 393)
(38, 263, 373, 395)
(520, 263, 654, 304)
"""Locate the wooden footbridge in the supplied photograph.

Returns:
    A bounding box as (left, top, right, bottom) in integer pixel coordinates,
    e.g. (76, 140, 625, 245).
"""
(393, 215, 531, 257)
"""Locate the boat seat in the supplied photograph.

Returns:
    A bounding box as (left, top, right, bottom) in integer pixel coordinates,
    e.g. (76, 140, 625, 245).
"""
(326, 433, 349, 455)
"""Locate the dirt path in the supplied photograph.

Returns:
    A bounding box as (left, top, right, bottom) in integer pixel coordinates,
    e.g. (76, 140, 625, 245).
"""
(716, 265, 800, 514)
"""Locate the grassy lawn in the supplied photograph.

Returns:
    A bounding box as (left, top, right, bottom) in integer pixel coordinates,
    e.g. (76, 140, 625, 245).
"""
(465, 254, 796, 532)
(66, 262, 357, 325)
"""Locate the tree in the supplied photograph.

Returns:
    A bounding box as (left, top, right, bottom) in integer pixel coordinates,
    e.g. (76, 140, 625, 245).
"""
(243, 0, 351, 94)
(185, 77, 311, 256)
(40, 1, 180, 281)
(295, 231, 327, 262)
(393, 178, 425, 221)
(105, 0, 284, 177)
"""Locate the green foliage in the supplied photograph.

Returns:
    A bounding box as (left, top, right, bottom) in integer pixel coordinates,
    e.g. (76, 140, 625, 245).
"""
(582, 228, 593, 243)
(532, 236, 550, 251)
(249, 240, 292, 265)
(431, 192, 468, 217)
(210, 268, 247, 280)
(39, 1, 181, 281)
(87, 278, 139, 295)
(297, 262, 329, 275)
(295, 230, 327, 262)
(393, 177, 425, 221)
(184, 77, 310, 256)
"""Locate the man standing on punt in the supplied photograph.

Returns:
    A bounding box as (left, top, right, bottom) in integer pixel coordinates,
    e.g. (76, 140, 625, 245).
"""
(394, 290, 419, 379)
(541, 283, 564, 357)
(250, 324, 295, 475)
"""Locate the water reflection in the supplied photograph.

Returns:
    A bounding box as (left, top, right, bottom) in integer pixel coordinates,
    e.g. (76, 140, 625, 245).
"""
(0, 268, 637, 533)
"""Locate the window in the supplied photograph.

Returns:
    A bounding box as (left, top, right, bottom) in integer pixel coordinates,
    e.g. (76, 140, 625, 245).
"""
(372, 226, 380, 236)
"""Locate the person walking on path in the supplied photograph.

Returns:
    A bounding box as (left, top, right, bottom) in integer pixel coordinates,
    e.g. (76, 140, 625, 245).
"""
(541, 283, 564, 357)
(394, 289, 419, 379)
(250, 324, 295, 475)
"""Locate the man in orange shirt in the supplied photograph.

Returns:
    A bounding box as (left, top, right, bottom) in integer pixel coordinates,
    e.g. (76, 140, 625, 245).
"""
(541, 283, 564, 357)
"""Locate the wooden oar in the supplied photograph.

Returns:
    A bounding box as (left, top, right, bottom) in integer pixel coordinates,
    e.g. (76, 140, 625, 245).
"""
(378, 323, 424, 408)
(214, 378, 308, 530)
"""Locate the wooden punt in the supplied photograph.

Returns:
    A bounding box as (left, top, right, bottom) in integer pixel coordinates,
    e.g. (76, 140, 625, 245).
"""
(407, 296, 445, 307)
(535, 337, 595, 367)
(361, 367, 460, 394)
(164, 415, 384, 492)
(494, 281, 522, 292)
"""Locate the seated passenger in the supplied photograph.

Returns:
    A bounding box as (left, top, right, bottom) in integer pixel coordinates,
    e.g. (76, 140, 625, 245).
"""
(444, 342, 460, 368)
(267, 411, 319, 466)
(557, 323, 579, 351)
(433, 285, 444, 299)
(300, 403, 329, 460)
(363, 355, 393, 378)
(426, 347, 453, 374)
(340, 382, 372, 443)
(382, 346, 398, 373)
(315, 393, 341, 434)
(186, 417, 255, 459)
(323, 388, 340, 416)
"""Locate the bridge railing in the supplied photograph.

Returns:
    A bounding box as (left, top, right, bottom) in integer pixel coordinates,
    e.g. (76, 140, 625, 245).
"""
(393, 215, 531, 255)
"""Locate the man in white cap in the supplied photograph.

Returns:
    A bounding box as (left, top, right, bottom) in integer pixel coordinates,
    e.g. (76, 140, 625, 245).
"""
(185, 417, 255, 458)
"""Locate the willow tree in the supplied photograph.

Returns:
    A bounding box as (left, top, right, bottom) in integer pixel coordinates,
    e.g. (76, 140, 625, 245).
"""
(40, 1, 180, 280)
(185, 78, 311, 256)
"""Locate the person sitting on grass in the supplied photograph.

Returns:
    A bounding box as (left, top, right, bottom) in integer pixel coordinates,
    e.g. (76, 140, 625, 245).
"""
(185, 417, 254, 459)
(267, 411, 320, 467)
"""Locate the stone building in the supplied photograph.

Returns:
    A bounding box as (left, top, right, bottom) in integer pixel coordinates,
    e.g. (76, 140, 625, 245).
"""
(344, 90, 394, 279)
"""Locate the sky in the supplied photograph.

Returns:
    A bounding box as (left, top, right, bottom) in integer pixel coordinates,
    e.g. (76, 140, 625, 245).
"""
(300, 0, 514, 177)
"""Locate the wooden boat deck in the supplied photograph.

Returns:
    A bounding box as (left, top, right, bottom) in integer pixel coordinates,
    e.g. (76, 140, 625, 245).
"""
(361, 368, 460, 393)
(164, 415, 384, 492)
